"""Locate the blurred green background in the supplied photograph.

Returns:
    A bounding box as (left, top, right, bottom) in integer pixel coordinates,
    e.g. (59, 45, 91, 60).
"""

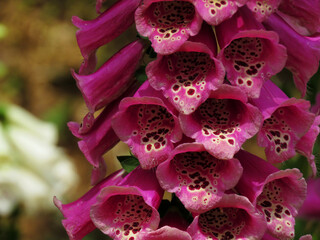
(0, 0, 319, 240)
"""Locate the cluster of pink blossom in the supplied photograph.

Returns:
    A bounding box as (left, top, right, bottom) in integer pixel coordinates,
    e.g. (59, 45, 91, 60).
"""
(55, 0, 320, 239)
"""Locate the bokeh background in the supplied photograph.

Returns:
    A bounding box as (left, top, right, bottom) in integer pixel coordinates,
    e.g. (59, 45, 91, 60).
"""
(0, 0, 319, 239)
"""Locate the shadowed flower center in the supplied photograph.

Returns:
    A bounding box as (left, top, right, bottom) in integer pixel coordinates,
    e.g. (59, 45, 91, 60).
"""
(199, 207, 249, 239)
(166, 51, 215, 112)
(111, 194, 153, 240)
(199, 99, 242, 146)
(263, 108, 291, 155)
(147, 1, 195, 43)
(224, 37, 268, 88)
(256, 180, 295, 239)
(173, 152, 224, 202)
(131, 104, 174, 153)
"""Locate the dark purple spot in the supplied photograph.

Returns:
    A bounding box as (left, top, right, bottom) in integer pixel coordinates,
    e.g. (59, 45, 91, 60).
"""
(187, 88, 195, 95)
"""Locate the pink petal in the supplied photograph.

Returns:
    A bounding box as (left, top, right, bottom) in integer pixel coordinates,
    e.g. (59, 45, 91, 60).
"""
(54, 170, 126, 240)
(73, 0, 140, 73)
(296, 115, 320, 177)
(146, 40, 224, 115)
(187, 194, 267, 239)
(246, 0, 281, 21)
(179, 84, 263, 159)
(263, 13, 320, 97)
(156, 143, 243, 213)
(68, 85, 139, 170)
(298, 178, 320, 220)
(193, 0, 248, 26)
(72, 40, 144, 112)
(135, 0, 203, 54)
(141, 226, 192, 240)
(235, 150, 307, 239)
(278, 0, 320, 35)
(90, 167, 164, 239)
(216, 7, 287, 98)
(112, 83, 183, 168)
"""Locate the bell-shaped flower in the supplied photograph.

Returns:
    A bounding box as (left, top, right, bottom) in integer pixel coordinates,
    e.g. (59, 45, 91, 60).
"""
(215, 6, 287, 98)
(135, 0, 203, 54)
(68, 85, 139, 184)
(187, 194, 267, 239)
(54, 169, 126, 240)
(251, 80, 315, 164)
(263, 13, 320, 97)
(246, 0, 281, 21)
(277, 0, 320, 35)
(146, 24, 225, 115)
(72, 40, 144, 112)
(111, 82, 183, 169)
(193, 0, 247, 26)
(90, 167, 164, 240)
(156, 143, 243, 213)
(295, 115, 320, 177)
(235, 150, 307, 239)
(72, 0, 141, 73)
(298, 178, 320, 220)
(179, 84, 262, 160)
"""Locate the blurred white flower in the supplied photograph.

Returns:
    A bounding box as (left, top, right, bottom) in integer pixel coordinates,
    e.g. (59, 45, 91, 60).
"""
(0, 103, 78, 215)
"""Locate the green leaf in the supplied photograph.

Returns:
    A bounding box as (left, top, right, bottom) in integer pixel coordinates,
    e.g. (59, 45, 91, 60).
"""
(117, 155, 140, 173)
(135, 66, 148, 84)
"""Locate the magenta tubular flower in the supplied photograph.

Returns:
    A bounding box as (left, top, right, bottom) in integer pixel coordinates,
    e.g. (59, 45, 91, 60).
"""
(156, 143, 243, 213)
(246, 0, 281, 21)
(72, 40, 144, 112)
(90, 167, 164, 240)
(263, 13, 320, 97)
(179, 84, 262, 160)
(187, 194, 267, 239)
(251, 80, 315, 164)
(111, 82, 183, 169)
(146, 41, 224, 114)
(67, 85, 139, 184)
(72, 0, 141, 74)
(54, 169, 126, 240)
(193, 0, 248, 26)
(135, 0, 203, 54)
(278, 0, 320, 35)
(215, 7, 287, 99)
(235, 150, 307, 239)
(298, 178, 320, 220)
(296, 115, 320, 177)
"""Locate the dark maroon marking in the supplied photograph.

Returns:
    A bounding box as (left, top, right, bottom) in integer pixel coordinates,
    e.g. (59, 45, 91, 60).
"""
(260, 200, 272, 207)
(187, 88, 195, 95)
(173, 84, 180, 91)
(264, 209, 271, 218)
